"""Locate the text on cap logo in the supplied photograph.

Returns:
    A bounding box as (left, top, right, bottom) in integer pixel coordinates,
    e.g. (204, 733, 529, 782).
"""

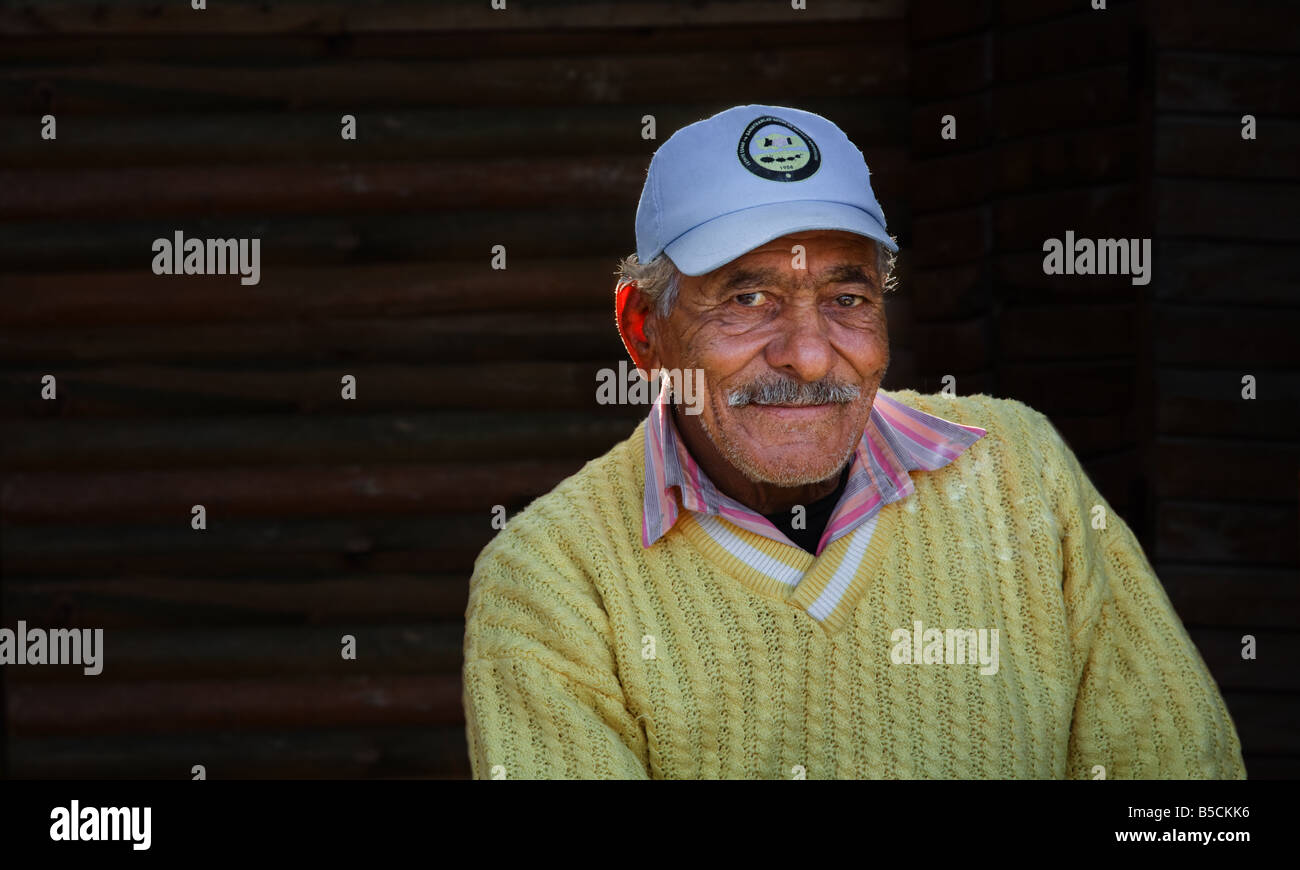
(736, 115, 821, 182)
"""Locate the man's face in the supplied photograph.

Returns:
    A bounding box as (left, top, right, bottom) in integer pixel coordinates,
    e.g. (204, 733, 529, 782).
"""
(646, 229, 890, 487)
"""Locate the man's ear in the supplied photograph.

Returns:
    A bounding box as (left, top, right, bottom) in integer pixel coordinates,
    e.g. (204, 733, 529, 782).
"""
(615, 280, 657, 372)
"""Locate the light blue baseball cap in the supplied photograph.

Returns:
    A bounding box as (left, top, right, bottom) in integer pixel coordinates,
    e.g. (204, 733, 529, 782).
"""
(635, 104, 898, 277)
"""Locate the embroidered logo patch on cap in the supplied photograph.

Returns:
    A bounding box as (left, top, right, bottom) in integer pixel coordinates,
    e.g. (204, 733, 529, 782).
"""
(736, 115, 821, 182)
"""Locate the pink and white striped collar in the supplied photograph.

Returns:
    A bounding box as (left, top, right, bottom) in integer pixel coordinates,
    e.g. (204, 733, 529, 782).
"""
(641, 388, 987, 554)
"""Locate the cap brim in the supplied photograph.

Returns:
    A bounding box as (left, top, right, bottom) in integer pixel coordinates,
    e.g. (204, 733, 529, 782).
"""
(662, 199, 898, 277)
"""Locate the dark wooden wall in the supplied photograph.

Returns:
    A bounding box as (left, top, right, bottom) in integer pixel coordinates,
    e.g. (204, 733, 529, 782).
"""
(1141, 0, 1300, 778)
(906, 0, 1300, 779)
(1, 0, 1294, 779)
(0, 0, 910, 778)
(905, 0, 1148, 511)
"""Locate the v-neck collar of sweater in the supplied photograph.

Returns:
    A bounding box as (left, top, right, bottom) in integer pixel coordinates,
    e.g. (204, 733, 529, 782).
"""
(675, 499, 897, 636)
(639, 389, 986, 635)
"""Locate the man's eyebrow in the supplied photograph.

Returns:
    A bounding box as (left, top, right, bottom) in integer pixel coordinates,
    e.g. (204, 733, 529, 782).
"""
(710, 262, 880, 296)
(819, 263, 879, 288)
(714, 266, 781, 294)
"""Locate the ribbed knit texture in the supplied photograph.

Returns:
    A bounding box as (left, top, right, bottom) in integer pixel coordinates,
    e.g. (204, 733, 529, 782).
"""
(462, 390, 1246, 779)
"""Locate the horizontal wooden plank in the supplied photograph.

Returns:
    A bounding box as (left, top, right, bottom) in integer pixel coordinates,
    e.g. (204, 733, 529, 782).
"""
(7, 674, 464, 736)
(909, 149, 990, 212)
(0, 362, 639, 417)
(1152, 240, 1298, 305)
(0, 546, 483, 580)
(0, 0, 905, 36)
(0, 139, 854, 220)
(7, 725, 470, 778)
(2, 623, 464, 682)
(0, 410, 638, 470)
(1157, 53, 1300, 114)
(994, 65, 1136, 139)
(993, 251, 1143, 301)
(0, 258, 615, 326)
(0, 311, 627, 364)
(1157, 384, 1299, 442)
(1162, 564, 1300, 628)
(1152, 438, 1300, 501)
(999, 361, 1136, 414)
(0, 155, 649, 219)
(0, 99, 910, 168)
(911, 206, 987, 268)
(0, 458, 587, 522)
(1223, 691, 1300, 755)
(1154, 306, 1300, 366)
(1190, 629, 1300, 693)
(1156, 117, 1300, 180)
(0, 209, 632, 271)
(907, 0, 992, 43)
(1156, 367, 1300, 402)
(1150, 0, 1300, 53)
(1157, 395, 1300, 440)
(0, 20, 904, 64)
(1156, 502, 1297, 566)
(1047, 412, 1135, 458)
(910, 318, 991, 373)
(909, 92, 992, 157)
(993, 184, 1142, 250)
(3, 573, 472, 628)
(996, 124, 1139, 192)
(1156, 179, 1300, 241)
(910, 33, 991, 100)
(997, 303, 1136, 361)
(909, 262, 991, 319)
(0, 514, 498, 578)
(998, 0, 1093, 26)
(997, 6, 1132, 83)
(0, 44, 907, 114)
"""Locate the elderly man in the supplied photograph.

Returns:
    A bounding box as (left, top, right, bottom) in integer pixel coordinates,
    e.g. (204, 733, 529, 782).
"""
(461, 104, 1245, 779)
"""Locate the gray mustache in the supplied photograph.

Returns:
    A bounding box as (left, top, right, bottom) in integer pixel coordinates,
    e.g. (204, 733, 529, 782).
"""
(727, 376, 861, 407)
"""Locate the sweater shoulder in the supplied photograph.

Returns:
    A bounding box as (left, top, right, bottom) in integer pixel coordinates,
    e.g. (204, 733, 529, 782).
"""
(469, 419, 645, 583)
(464, 420, 646, 663)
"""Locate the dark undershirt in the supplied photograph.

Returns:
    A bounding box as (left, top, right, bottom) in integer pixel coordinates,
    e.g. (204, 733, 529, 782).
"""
(760, 463, 851, 555)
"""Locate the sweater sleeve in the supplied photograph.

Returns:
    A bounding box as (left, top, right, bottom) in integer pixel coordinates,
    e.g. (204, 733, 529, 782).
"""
(1031, 410, 1247, 779)
(463, 655, 651, 779)
(461, 501, 651, 780)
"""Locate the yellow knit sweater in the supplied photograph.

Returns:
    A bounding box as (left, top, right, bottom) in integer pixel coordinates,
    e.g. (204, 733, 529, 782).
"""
(461, 390, 1246, 779)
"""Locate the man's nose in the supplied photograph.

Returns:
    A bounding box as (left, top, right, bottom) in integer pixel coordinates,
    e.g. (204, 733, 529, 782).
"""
(763, 303, 835, 384)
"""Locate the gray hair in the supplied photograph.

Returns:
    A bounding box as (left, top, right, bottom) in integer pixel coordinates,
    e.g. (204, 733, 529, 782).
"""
(615, 236, 897, 319)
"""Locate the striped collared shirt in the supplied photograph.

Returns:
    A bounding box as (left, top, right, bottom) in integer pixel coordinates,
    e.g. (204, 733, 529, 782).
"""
(642, 388, 987, 555)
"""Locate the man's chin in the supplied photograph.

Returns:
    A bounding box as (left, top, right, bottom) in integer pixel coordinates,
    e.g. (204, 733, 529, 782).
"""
(732, 451, 848, 488)
(698, 403, 863, 487)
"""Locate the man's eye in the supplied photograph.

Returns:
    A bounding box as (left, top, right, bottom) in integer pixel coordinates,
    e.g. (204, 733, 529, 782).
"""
(735, 291, 766, 306)
(835, 294, 866, 307)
